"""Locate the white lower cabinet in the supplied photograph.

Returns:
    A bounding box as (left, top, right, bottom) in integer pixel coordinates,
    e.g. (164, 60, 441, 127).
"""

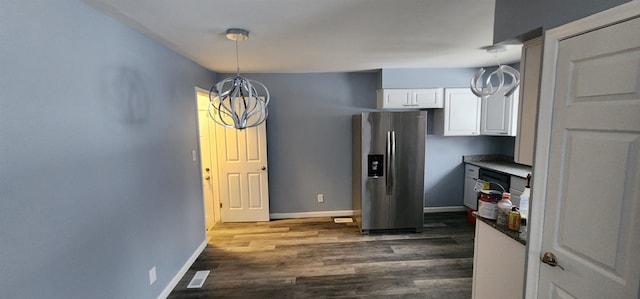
(464, 164, 480, 210)
(472, 221, 525, 299)
(434, 88, 481, 136)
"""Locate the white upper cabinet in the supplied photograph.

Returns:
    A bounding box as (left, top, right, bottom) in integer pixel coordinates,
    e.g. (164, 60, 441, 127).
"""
(480, 87, 519, 136)
(434, 88, 481, 136)
(514, 37, 542, 166)
(377, 88, 443, 109)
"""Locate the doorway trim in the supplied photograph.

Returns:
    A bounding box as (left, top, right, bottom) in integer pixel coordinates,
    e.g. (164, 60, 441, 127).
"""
(526, 1, 640, 297)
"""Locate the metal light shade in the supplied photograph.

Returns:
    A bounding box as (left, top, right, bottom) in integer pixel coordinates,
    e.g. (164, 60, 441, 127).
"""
(470, 65, 520, 98)
(470, 45, 520, 98)
(208, 28, 270, 130)
(209, 75, 270, 129)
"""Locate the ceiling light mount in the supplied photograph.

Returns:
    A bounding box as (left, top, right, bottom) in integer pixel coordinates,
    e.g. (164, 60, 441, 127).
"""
(485, 45, 507, 54)
(225, 28, 249, 41)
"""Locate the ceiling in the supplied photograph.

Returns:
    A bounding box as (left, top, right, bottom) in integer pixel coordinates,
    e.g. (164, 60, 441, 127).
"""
(81, 0, 522, 73)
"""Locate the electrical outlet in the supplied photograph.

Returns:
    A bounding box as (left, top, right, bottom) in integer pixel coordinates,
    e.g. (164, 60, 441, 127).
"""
(317, 194, 324, 203)
(149, 266, 157, 285)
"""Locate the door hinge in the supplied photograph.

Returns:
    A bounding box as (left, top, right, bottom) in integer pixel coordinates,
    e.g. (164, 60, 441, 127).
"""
(219, 203, 222, 208)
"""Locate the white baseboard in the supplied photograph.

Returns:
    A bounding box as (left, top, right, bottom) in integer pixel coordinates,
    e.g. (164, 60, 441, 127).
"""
(423, 206, 467, 213)
(270, 207, 467, 219)
(270, 210, 354, 220)
(158, 239, 207, 299)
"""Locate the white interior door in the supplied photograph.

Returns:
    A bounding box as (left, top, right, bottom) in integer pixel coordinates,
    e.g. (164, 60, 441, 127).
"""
(530, 11, 640, 299)
(196, 91, 221, 227)
(197, 110, 216, 230)
(216, 122, 270, 222)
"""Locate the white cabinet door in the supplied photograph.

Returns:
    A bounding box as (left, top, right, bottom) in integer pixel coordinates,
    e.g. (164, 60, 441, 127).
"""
(412, 88, 443, 108)
(377, 89, 443, 109)
(464, 177, 479, 210)
(480, 87, 519, 136)
(472, 221, 525, 299)
(377, 89, 411, 108)
(464, 164, 480, 210)
(514, 37, 542, 166)
(434, 88, 481, 136)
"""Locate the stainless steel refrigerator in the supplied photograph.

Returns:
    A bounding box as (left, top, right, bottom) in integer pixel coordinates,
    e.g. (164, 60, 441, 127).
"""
(352, 111, 426, 234)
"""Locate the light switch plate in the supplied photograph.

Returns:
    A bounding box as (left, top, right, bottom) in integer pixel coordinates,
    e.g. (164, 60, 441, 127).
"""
(149, 267, 157, 285)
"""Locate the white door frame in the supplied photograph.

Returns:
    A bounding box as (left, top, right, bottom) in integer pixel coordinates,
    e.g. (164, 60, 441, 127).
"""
(194, 86, 222, 226)
(526, 1, 640, 297)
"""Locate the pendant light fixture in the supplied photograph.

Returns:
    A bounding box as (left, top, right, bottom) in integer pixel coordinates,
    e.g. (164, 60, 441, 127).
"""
(209, 28, 270, 130)
(470, 45, 520, 98)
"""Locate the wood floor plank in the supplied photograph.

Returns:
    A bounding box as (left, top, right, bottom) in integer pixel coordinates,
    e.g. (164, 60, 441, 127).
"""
(168, 212, 475, 298)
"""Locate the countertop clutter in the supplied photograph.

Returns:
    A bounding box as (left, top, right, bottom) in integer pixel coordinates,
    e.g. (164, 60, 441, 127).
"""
(463, 155, 531, 178)
(464, 154, 531, 244)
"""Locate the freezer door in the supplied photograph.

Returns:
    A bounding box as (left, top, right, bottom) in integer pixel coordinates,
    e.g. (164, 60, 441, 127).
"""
(387, 111, 426, 229)
(361, 112, 390, 230)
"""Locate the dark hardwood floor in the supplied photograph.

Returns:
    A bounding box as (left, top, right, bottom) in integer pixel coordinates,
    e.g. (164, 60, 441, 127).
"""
(168, 212, 475, 298)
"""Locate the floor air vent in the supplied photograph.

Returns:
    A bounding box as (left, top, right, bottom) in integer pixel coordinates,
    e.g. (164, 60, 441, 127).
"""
(187, 270, 210, 289)
(334, 218, 353, 223)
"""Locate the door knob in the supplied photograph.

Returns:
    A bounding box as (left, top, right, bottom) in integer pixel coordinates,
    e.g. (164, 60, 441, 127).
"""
(205, 176, 211, 180)
(541, 252, 565, 270)
(261, 166, 266, 171)
(205, 168, 210, 172)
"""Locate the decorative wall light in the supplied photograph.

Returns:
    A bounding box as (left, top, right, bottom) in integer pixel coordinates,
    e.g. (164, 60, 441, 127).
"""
(470, 45, 520, 98)
(209, 28, 270, 130)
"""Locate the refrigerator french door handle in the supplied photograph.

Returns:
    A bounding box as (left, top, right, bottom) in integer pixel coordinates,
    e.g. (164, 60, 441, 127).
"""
(386, 131, 391, 195)
(389, 130, 396, 196)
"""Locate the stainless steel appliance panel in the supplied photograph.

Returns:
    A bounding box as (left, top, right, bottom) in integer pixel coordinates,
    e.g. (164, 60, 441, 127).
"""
(362, 112, 390, 230)
(353, 111, 426, 233)
(387, 112, 426, 229)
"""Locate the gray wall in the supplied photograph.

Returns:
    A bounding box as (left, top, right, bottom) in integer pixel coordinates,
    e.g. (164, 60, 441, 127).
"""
(225, 69, 515, 213)
(0, 1, 215, 298)
(493, 0, 631, 43)
(219, 73, 379, 214)
(381, 68, 515, 207)
(381, 68, 484, 89)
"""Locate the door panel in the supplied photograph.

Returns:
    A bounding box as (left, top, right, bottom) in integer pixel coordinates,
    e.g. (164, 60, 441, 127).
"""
(217, 123, 270, 222)
(537, 16, 640, 298)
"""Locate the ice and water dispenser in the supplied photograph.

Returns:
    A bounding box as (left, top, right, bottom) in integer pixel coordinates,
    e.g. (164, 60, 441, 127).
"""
(367, 154, 384, 178)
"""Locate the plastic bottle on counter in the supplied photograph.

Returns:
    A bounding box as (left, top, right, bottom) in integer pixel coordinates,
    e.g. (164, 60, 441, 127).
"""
(496, 192, 512, 226)
(520, 174, 531, 222)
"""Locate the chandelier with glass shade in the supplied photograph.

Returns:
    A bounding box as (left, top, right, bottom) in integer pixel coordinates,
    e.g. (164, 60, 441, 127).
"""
(209, 28, 270, 130)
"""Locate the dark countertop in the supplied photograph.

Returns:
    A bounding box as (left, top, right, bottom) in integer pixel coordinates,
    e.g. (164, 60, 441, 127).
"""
(474, 213, 527, 246)
(463, 155, 532, 178)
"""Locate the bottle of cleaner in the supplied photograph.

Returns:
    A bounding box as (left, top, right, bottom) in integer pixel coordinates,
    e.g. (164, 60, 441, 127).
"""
(519, 174, 531, 223)
(496, 192, 512, 226)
